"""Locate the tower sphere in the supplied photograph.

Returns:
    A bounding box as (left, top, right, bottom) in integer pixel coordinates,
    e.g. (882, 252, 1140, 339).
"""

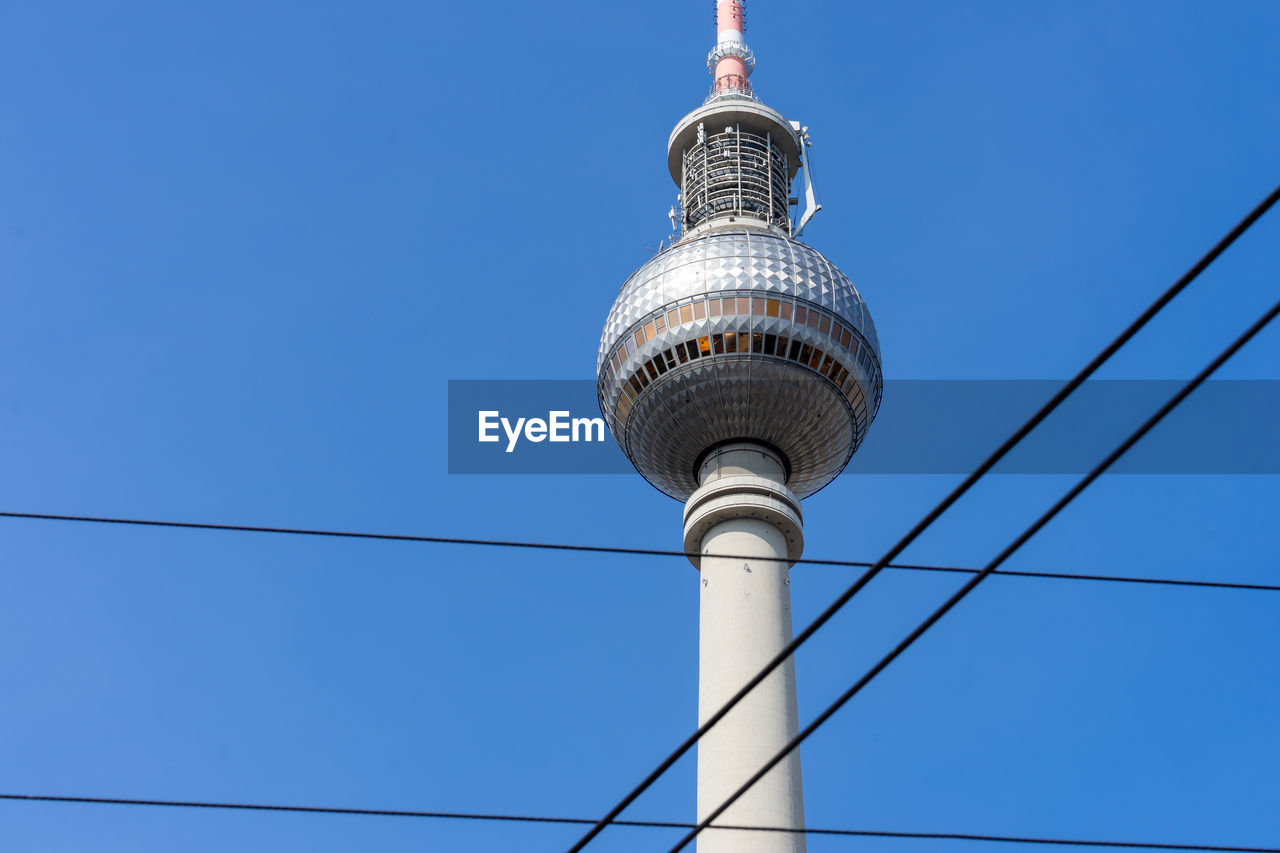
(598, 227, 882, 501)
(596, 9, 883, 503)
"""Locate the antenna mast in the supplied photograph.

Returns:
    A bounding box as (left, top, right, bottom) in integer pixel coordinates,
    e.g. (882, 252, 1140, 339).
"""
(709, 0, 756, 101)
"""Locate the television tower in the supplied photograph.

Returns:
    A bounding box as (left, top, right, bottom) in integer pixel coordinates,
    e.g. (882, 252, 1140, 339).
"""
(596, 2, 883, 850)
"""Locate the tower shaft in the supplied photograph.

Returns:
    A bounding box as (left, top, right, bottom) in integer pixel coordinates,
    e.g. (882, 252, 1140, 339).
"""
(684, 443, 807, 852)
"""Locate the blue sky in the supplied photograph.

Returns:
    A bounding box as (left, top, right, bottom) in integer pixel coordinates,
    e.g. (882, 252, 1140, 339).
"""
(1, 1, 1278, 851)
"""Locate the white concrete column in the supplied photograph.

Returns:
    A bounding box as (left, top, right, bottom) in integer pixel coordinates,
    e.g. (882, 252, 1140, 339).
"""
(684, 442, 806, 853)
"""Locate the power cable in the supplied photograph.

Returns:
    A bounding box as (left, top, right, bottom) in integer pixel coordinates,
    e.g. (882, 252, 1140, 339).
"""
(1, 511, 1275, 594)
(895, 566, 1280, 594)
(568, 181, 1280, 852)
(672, 295, 1280, 852)
(3, 793, 1277, 853)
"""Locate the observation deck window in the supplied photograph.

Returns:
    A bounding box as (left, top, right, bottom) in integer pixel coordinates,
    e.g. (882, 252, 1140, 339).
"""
(608, 294, 880, 432)
(607, 298, 882, 440)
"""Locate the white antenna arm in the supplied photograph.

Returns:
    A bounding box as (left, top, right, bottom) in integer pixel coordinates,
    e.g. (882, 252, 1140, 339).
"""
(795, 127, 823, 236)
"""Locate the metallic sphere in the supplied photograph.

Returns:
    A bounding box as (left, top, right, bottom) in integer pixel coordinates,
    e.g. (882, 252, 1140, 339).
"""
(597, 228, 883, 500)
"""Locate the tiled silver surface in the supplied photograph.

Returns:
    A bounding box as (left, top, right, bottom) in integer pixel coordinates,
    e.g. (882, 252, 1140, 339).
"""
(599, 229, 879, 371)
(597, 228, 883, 501)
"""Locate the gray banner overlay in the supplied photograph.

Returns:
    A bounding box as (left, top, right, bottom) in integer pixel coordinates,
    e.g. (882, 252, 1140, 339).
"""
(447, 380, 1280, 475)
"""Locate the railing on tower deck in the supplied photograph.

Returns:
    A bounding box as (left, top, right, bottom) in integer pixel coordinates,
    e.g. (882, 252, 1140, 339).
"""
(705, 74, 757, 104)
(681, 124, 791, 231)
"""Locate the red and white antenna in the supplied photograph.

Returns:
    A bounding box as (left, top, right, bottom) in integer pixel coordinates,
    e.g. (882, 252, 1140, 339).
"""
(708, 0, 756, 99)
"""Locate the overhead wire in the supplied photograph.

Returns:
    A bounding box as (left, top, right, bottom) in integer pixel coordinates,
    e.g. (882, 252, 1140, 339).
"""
(568, 181, 1280, 852)
(1, 510, 1277, 594)
(1, 185, 1275, 853)
(3, 793, 1278, 853)
(671, 295, 1280, 852)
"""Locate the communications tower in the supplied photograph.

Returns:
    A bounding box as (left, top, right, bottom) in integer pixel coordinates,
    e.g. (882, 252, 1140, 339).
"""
(596, 3, 883, 850)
